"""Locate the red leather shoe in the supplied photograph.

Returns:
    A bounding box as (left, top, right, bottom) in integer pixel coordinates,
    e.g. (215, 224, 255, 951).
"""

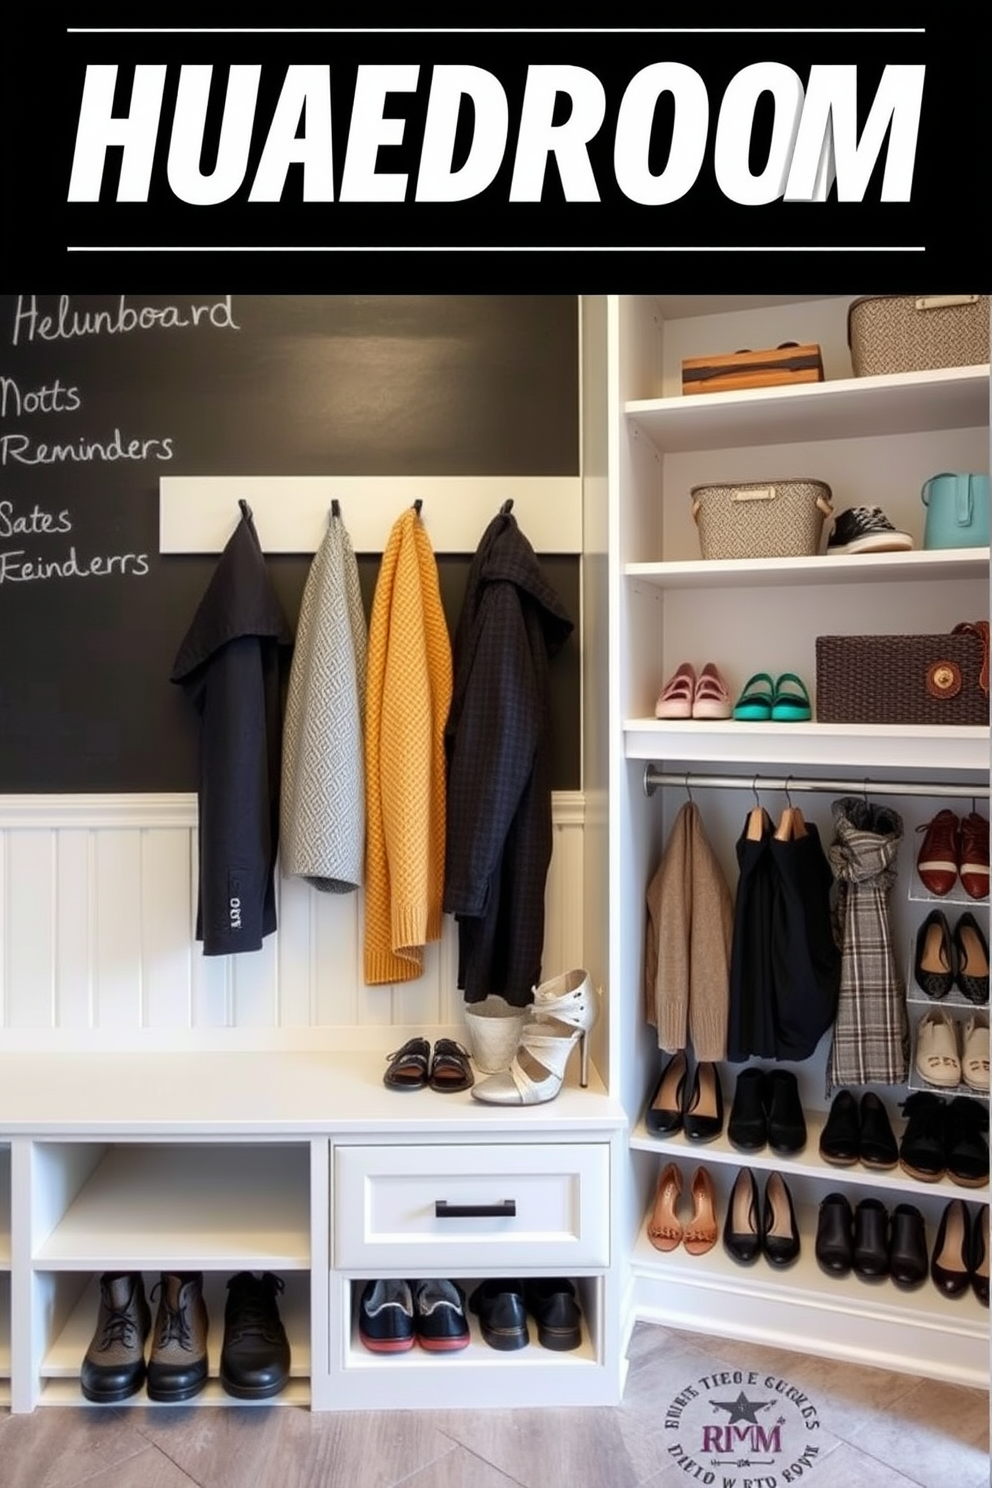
(916, 810, 960, 897)
(958, 812, 990, 901)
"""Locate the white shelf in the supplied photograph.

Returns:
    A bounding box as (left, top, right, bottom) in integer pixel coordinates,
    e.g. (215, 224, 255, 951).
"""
(623, 720, 991, 773)
(33, 1145, 311, 1268)
(630, 1112, 989, 1202)
(625, 548, 991, 590)
(42, 1269, 310, 1379)
(626, 365, 990, 454)
(38, 1377, 311, 1408)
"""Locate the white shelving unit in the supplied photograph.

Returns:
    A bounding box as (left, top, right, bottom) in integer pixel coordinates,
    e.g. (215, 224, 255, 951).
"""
(609, 294, 990, 1388)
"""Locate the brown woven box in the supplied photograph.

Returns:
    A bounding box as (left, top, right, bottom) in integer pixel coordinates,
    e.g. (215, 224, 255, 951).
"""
(816, 631, 990, 726)
(848, 295, 990, 377)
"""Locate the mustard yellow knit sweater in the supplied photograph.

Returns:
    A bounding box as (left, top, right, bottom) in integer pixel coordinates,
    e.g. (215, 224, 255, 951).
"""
(364, 507, 453, 984)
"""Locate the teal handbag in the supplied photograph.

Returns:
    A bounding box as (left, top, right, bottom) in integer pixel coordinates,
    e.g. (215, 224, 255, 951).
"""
(921, 472, 991, 550)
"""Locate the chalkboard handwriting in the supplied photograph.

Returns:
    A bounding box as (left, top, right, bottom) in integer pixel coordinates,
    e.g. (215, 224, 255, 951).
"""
(0, 547, 150, 583)
(1, 376, 82, 417)
(12, 295, 240, 346)
(0, 501, 72, 538)
(1, 431, 174, 466)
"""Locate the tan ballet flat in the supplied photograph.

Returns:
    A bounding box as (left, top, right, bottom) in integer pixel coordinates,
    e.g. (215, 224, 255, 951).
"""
(648, 1161, 683, 1252)
(683, 1167, 718, 1256)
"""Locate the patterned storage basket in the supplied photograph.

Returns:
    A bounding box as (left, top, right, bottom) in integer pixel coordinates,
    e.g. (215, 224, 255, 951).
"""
(848, 295, 990, 377)
(816, 623, 990, 726)
(691, 478, 833, 560)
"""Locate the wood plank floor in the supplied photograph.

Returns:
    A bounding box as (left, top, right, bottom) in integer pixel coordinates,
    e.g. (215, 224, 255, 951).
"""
(0, 1323, 987, 1488)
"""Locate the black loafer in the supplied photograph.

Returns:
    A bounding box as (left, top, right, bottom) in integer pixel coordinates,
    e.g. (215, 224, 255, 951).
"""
(683, 1061, 724, 1143)
(765, 1070, 806, 1155)
(819, 1088, 860, 1166)
(852, 1197, 889, 1280)
(931, 1199, 972, 1298)
(888, 1205, 928, 1290)
(859, 1092, 898, 1170)
(898, 1091, 946, 1183)
(944, 1095, 990, 1188)
(762, 1172, 800, 1268)
(470, 1280, 529, 1351)
(523, 1279, 583, 1351)
(646, 1049, 687, 1135)
(727, 1067, 768, 1152)
(723, 1167, 762, 1265)
(913, 908, 955, 999)
(815, 1192, 854, 1277)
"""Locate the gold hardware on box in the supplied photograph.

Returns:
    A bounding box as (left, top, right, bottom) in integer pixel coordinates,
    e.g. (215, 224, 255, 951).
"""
(926, 660, 963, 699)
(915, 295, 980, 312)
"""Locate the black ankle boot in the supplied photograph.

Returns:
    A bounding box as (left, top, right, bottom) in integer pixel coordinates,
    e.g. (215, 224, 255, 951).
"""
(727, 1067, 768, 1152)
(765, 1070, 806, 1155)
(80, 1272, 152, 1403)
(220, 1272, 291, 1399)
(147, 1272, 209, 1402)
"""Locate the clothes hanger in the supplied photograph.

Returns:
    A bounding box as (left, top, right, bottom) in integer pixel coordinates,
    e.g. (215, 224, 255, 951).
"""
(774, 776, 807, 841)
(746, 777, 768, 841)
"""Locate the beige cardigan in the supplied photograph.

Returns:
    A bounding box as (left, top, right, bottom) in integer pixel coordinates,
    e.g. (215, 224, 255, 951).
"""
(644, 801, 734, 1061)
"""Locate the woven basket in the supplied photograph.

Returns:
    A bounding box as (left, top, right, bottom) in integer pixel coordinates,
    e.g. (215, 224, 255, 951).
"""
(816, 628, 990, 726)
(691, 478, 833, 560)
(848, 295, 990, 377)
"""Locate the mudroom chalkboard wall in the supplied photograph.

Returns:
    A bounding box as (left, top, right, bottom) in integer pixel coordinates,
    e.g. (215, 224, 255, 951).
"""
(0, 294, 580, 792)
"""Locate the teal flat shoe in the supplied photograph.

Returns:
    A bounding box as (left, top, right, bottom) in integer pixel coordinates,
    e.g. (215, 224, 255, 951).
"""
(771, 672, 812, 721)
(732, 672, 775, 721)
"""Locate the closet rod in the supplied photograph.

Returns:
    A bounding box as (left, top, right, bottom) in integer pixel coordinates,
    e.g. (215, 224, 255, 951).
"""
(643, 767, 990, 800)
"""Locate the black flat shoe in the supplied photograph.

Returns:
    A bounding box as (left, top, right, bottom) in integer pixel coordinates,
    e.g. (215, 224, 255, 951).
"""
(683, 1061, 724, 1143)
(898, 1091, 946, 1183)
(765, 1070, 806, 1155)
(523, 1279, 583, 1351)
(859, 1092, 898, 1170)
(913, 908, 955, 1000)
(383, 1037, 431, 1090)
(815, 1192, 854, 1277)
(429, 1039, 474, 1092)
(931, 1199, 972, 1298)
(723, 1167, 761, 1265)
(727, 1067, 768, 1152)
(954, 911, 990, 1005)
(819, 1088, 859, 1166)
(944, 1095, 990, 1188)
(888, 1204, 928, 1290)
(646, 1049, 687, 1135)
(469, 1280, 529, 1351)
(852, 1197, 889, 1280)
(762, 1172, 800, 1268)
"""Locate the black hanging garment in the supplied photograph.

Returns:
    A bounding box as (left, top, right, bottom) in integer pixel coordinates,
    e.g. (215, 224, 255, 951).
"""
(170, 503, 293, 956)
(727, 806, 841, 1062)
(443, 509, 574, 1008)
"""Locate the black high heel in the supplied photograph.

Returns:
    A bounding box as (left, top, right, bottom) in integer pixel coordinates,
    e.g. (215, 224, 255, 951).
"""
(723, 1167, 761, 1265)
(762, 1172, 800, 1268)
(646, 1049, 688, 1135)
(683, 1061, 724, 1143)
(931, 1198, 972, 1298)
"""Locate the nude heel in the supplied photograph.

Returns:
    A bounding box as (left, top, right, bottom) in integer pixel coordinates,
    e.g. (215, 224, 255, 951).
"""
(648, 1162, 683, 1253)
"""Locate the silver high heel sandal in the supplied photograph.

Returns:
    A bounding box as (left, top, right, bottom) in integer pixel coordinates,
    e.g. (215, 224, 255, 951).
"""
(470, 969, 599, 1106)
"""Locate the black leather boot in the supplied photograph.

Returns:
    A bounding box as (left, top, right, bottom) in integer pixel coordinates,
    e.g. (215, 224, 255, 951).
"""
(765, 1070, 807, 1155)
(147, 1272, 209, 1402)
(80, 1272, 151, 1403)
(220, 1272, 291, 1398)
(944, 1095, 990, 1187)
(727, 1068, 768, 1152)
(814, 1193, 854, 1277)
(888, 1204, 928, 1289)
(852, 1197, 889, 1280)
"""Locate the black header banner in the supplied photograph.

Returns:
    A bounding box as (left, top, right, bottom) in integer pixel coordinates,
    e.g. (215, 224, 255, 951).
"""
(5, 12, 988, 284)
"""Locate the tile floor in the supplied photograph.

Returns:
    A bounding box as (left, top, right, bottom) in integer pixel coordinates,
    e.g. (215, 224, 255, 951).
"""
(0, 1322, 988, 1488)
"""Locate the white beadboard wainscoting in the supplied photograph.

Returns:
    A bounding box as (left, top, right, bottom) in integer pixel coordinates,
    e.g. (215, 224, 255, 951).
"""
(0, 793, 585, 1049)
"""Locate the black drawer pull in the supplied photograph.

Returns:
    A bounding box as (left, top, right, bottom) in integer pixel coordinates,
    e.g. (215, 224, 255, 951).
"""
(434, 1199, 517, 1219)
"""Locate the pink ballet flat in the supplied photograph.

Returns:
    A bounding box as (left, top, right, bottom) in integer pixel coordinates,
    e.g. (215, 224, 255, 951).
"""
(692, 663, 732, 720)
(655, 662, 696, 719)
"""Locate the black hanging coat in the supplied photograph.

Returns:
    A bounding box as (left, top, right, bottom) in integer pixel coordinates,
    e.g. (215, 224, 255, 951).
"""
(443, 511, 573, 1007)
(170, 504, 293, 956)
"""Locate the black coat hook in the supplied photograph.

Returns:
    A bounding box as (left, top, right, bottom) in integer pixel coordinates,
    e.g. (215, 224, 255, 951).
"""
(413, 498, 423, 515)
(500, 498, 514, 516)
(238, 498, 253, 520)
(331, 498, 340, 518)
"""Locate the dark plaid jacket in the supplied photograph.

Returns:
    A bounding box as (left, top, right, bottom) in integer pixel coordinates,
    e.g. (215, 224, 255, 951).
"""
(443, 512, 573, 1007)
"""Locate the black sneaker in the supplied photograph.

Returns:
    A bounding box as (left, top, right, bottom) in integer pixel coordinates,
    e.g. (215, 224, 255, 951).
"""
(826, 506, 913, 555)
(411, 1279, 470, 1352)
(358, 1279, 415, 1353)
